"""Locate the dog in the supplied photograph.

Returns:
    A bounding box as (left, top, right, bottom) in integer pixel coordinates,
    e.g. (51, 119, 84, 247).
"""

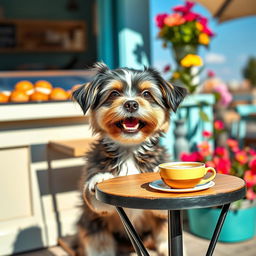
(72, 62, 187, 256)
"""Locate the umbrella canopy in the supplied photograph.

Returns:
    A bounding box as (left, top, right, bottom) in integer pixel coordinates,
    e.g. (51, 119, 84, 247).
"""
(191, 0, 256, 22)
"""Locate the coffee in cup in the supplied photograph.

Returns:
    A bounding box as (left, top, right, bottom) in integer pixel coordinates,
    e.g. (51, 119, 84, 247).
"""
(158, 162, 216, 189)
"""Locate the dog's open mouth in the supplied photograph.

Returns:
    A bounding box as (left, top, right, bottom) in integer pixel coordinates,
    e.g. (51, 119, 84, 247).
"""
(116, 117, 146, 133)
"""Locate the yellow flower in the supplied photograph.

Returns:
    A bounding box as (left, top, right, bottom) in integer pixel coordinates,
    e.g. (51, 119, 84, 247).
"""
(172, 72, 180, 79)
(199, 33, 210, 45)
(180, 54, 203, 67)
(196, 22, 203, 31)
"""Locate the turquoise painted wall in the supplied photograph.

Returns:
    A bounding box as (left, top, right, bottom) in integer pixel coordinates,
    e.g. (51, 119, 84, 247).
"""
(0, 0, 97, 70)
(115, 0, 151, 69)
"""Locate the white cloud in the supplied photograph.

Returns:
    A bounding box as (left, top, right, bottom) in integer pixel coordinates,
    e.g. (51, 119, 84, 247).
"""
(205, 53, 226, 64)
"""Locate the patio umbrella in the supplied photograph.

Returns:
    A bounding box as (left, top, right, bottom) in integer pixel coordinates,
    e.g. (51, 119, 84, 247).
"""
(191, 0, 256, 22)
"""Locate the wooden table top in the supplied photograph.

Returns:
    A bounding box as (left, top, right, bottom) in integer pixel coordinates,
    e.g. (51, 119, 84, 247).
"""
(96, 173, 246, 210)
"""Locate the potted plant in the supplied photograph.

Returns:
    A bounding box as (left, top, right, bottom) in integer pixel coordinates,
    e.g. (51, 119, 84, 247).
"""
(181, 126, 256, 242)
(155, 1, 215, 94)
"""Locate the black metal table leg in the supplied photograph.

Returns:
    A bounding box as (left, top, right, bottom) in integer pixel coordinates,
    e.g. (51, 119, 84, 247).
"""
(169, 210, 183, 256)
(116, 207, 150, 256)
(206, 203, 230, 256)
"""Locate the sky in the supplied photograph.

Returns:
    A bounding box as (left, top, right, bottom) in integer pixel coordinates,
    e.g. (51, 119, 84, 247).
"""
(150, 0, 256, 83)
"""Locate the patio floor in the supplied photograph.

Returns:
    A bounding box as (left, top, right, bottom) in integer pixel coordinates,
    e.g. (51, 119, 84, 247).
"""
(16, 229, 256, 256)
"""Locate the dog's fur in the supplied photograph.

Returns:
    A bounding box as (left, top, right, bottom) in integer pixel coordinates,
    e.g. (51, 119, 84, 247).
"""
(72, 63, 187, 256)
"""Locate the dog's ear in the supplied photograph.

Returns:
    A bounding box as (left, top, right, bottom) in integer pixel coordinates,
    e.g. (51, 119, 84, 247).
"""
(72, 83, 92, 114)
(72, 62, 110, 114)
(162, 81, 187, 112)
(147, 67, 187, 112)
(93, 62, 109, 73)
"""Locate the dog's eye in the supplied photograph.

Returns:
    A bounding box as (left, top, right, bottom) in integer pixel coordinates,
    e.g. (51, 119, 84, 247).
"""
(110, 91, 120, 98)
(142, 91, 152, 98)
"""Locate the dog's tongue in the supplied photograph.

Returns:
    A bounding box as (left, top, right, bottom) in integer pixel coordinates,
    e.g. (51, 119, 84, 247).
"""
(123, 118, 139, 128)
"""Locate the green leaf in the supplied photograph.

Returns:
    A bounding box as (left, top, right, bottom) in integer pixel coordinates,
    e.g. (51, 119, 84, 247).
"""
(199, 109, 210, 122)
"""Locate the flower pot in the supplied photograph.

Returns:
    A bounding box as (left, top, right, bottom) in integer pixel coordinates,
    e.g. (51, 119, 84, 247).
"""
(188, 206, 256, 242)
(172, 44, 198, 63)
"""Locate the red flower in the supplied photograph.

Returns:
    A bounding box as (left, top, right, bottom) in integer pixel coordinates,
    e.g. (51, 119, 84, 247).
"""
(249, 157, 256, 174)
(180, 151, 203, 162)
(202, 26, 215, 37)
(202, 130, 212, 138)
(172, 1, 195, 14)
(198, 17, 215, 37)
(163, 65, 171, 73)
(215, 147, 228, 158)
(246, 188, 256, 201)
(213, 157, 231, 174)
(214, 120, 224, 131)
(244, 170, 256, 188)
(235, 151, 248, 164)
(207, 70, 215, 78)
(155, 13, 168, 28)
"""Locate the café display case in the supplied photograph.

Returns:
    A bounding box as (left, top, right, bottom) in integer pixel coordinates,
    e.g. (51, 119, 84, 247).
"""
(0, 70, 95, 254)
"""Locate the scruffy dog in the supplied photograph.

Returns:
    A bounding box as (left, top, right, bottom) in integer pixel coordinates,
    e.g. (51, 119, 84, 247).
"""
(72, 63, 187, 256)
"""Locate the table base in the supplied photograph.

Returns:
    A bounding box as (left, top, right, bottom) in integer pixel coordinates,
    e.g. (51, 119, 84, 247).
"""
(116, 204, 230, 256)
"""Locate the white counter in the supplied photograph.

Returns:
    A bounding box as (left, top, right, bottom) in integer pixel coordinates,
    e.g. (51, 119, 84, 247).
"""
(0, 101, 93, 255)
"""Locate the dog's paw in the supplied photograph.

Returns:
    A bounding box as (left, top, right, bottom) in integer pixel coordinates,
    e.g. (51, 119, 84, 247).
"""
(87, 173, 114, 194)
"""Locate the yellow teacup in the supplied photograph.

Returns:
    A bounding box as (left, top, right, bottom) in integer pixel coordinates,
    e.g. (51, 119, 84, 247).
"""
(159, 162, 216, 189)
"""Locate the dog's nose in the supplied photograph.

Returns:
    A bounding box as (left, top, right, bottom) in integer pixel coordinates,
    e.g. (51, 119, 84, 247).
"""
(124, 100, 139, 113)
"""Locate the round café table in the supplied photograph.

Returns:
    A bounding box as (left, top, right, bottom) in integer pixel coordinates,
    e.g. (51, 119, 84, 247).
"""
(96, 173, 246, 256)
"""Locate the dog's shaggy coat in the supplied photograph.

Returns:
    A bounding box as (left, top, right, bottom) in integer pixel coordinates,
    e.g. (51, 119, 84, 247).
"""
(72, 63, 187, 256)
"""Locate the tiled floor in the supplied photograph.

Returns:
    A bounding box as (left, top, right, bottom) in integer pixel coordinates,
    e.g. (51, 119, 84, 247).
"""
(16, 230, 256, 256)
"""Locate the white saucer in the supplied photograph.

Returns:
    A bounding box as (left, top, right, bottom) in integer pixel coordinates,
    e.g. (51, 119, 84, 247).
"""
(149, 179, 215, 193)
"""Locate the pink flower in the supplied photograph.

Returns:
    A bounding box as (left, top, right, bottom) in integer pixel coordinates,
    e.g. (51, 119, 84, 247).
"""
(235, 151, 248, 164)
(213, 157, 231, 174)
(180, 151, 203, 162)
(172, 1, 195, 13)
(197, 141, 211, 157)
(249, 149, 256, 156)
(244, 170, 256, 188)
(214, 120, 224, 131)
(246, 188, 256, 200)
(227, 139, 240, 153)
(249, 157, 256, 174)
(206, 161, 215, 168)
(207, 70, 215, 78)
(164, 13, 186, 27)
(183, 12, 199, 22)
(202, 130, 212, 138)
(227, 139, 238, 148)
(155, 13, 168, 28)
(163, 65, 171, 73)
(214, 84, 233, 107)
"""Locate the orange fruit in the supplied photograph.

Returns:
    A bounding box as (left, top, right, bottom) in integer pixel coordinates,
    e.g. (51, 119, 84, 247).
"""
(10, 90, 29, 102)
(0, 92, 9, 103)
(34, 80, 53, 94)
(15, 80, 34, 95)
(30, 91, 49, 101)
(49, 88, 68, 101)
(71, 84, 82, 91)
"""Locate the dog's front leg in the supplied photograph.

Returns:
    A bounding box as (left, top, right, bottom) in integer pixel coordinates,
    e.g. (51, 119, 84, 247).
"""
(83, 173, 116, 215)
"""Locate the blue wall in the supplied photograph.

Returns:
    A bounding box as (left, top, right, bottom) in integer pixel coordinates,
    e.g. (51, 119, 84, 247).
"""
(0, 0, 97, 70)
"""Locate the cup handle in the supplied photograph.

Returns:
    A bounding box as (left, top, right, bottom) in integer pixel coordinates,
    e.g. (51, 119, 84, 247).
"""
(198, 167, 216, 185)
